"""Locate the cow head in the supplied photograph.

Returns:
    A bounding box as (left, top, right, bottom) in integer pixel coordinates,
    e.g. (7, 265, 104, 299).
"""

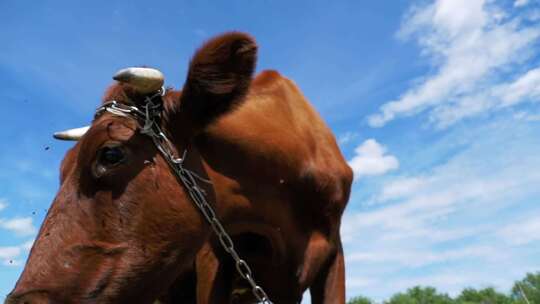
(6, 32, 257, 304)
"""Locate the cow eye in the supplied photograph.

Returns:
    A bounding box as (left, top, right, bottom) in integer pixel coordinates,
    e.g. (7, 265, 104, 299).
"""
(99, 146, 125, 166)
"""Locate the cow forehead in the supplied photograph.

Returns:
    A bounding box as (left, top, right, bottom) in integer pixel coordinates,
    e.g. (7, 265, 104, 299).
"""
(105, 119, 138, 141)
(90, 116, 139, 143)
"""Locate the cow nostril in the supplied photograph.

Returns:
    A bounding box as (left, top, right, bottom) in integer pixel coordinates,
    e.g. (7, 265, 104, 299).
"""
(5, 290, 51, 304)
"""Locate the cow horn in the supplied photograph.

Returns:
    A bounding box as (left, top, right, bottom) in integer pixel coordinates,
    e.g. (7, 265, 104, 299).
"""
(53, 126, 90, 141)
(113, 67, 164, 94)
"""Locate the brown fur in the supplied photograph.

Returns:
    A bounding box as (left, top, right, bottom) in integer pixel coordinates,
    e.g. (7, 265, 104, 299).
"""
(6, 32, 352, 304)
(181, 70, 352, 304)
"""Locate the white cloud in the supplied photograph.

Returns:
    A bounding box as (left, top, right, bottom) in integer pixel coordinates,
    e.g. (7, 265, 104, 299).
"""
(0, 239, 33, 267)
(431, 67, 540, 128)
(514, 0, 529, 7)
(527, 10, 540, 21)
(496, 68, 540, 107)
(0, 217, 37, 236)
(0, 200, 37, 266)
(338, 132, 359, 145)
(0, 246, 21, 260)
(376, 177, 428, 202)
(348, 139, 399, 178)
(342, 119, 540, 299)
(343, 166, 532, 238)
(368, 0, 540, 128)
(347, 245, 503, 268)
(514, 111, 540, 121)
(22, 239, 35, 250)
(498, 216, 540, 245)
(347, 277, 379, 289)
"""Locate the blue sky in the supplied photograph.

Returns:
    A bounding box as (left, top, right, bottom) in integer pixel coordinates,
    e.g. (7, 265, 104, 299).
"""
(1, 0, 539, 302)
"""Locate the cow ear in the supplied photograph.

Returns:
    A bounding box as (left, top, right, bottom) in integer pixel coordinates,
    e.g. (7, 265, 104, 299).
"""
(178, 32, 257, 131)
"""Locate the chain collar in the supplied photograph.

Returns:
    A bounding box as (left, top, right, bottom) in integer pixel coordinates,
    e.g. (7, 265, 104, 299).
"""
(94, 89, 273, 304)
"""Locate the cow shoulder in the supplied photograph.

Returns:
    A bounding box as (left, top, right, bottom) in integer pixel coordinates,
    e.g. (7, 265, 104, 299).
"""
(274, 74, 353, 222)
(249, 71, 354, 217)
(201, 70, 353, 215)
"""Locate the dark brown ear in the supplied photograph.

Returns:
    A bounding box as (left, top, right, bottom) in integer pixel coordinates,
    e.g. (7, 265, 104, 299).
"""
(179, 32, 257, 130)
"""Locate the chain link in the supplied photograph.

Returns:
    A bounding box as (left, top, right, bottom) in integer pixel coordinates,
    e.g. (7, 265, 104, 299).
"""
(95, 94, 272, 304)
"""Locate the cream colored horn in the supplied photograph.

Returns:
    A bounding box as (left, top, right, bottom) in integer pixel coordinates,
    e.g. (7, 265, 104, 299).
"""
(53, 126, 90, 141)
(113, 67, 164, 94)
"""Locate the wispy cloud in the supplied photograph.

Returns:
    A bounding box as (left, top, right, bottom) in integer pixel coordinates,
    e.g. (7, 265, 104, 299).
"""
(514, 110, 540, 121)
(375, 176, 428, 203)
(348, 139, 399, 178)
(344, 122, 540, 242)
(367, 0, 540, 128)
(347, 277, 379, 289)
(342, 117, 540, 299)
(347, 244, 503, 268)
(0, 200, 38, 237)
(344, 1, 540, 299)
(338, 132, 359, 145)
(0, 217, 36, 236)
(22, 239, 35, 251)
(514, 0, 529, 7)
(0, 246, 21, 266)
(0, 240, 34, 266)
(498, 216, 540, 245)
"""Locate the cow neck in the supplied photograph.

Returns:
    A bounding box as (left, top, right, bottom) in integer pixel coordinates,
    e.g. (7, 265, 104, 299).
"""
(93, 90, 273, 304)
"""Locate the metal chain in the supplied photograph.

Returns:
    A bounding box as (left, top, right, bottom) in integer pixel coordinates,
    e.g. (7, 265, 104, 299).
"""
(95, 93, 272, 304)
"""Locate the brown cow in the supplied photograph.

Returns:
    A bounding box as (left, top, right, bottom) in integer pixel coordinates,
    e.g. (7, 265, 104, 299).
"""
(172, 70, 353, 304)
(7, 32, 352, 304)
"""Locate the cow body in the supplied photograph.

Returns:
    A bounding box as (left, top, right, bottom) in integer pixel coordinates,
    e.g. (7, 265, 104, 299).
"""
(176, 70, 352, 304)
(7, 33, 352, 304)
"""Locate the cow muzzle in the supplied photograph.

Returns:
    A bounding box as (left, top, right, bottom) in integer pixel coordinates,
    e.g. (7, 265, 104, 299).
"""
(5, 290, 52, 304)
